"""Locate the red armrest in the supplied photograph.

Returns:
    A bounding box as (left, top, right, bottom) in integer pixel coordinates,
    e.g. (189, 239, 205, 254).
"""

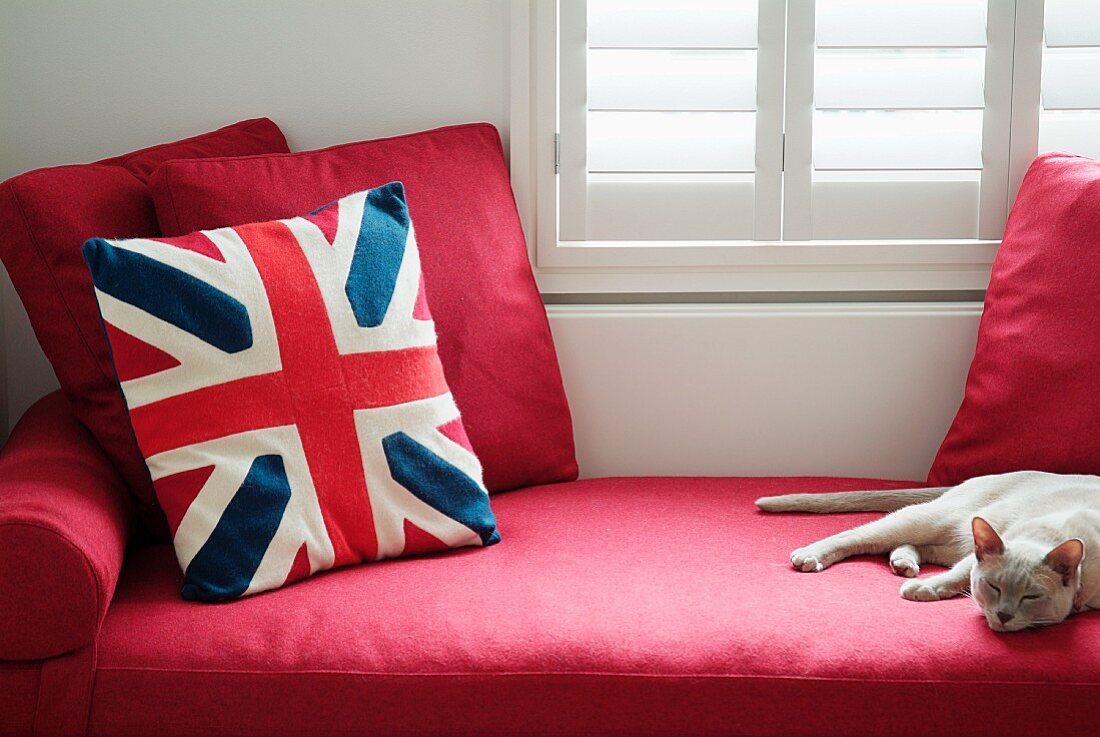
(0, 391, 133, 660)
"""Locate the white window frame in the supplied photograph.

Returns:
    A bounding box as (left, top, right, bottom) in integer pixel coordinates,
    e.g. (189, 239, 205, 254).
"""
(509, 0, 1046, 295)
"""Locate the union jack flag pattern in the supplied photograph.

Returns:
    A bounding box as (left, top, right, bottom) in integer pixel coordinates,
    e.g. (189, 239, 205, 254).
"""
(83, 183, 499, 601)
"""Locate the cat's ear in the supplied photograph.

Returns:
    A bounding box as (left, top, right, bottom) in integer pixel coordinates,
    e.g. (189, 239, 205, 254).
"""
(972, 517, 1004, 561)
(1044, 539, 1084, 586)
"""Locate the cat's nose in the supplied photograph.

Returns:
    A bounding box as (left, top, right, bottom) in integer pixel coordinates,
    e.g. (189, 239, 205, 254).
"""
(997, 611, 1015, 624)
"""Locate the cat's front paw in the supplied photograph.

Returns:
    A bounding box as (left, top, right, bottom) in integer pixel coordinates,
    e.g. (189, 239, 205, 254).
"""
(890, 557, 920, 578)
(790, 546, 831, 572)
(900, 579, 944, 602)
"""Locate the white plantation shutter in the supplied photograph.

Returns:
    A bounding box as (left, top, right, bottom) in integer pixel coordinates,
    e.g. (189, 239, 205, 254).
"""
(559, 0, 783, 241)
(535, 0, 1100, 287)
(1041, 0, 1100, 158)
(556, 0, 1021, 245)
(785, 0, 1014, 240)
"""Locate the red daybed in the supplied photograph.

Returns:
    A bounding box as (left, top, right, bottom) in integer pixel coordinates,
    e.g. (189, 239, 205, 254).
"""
(3, 121, 1098, 737)
(2, 393, 1099, 737)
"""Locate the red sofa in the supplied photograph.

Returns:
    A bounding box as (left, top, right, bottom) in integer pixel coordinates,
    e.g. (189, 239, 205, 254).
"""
(4, 121, 1100, 736)
(4, 391, 1100, 737)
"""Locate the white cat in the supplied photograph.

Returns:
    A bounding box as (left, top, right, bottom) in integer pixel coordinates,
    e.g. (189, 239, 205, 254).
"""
(756, 471, 1100, 631)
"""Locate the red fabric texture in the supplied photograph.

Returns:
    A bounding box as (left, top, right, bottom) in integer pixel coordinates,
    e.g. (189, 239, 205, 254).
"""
(0, 664, 39, 737)
(148, 123, 577, 493)
(0, 392, 131, 660)
(87, 476, 1100, 737)
(0, 118, 290, 532)
(930, 152, 1100, 484)
(32, 646, 98, 737)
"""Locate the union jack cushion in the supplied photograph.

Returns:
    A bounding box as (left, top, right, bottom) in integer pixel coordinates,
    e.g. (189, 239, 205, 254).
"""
(82, 182, 499, 601)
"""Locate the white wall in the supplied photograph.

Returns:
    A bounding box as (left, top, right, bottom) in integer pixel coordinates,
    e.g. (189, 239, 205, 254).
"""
(0, 0, 510, 178)
(0, 0, 511, 429)
(549, 304, 980, 481)
(0, 1, 981, 480)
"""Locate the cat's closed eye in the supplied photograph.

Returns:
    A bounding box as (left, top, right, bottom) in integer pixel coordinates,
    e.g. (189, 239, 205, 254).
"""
(986, 582, 1001, 594)
(1021, 593, 1042, 602)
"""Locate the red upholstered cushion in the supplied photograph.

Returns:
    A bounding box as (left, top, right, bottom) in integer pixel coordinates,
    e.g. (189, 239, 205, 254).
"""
(148, 123, 577, 493)
(930, 153, 1100, 485)
(89, 477, 1100, 737)
(0, 391, 132, 661)
(0, 119, 289, 533)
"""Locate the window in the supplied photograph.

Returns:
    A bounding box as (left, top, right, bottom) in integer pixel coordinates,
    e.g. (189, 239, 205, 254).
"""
(514, 0, 1099, 292)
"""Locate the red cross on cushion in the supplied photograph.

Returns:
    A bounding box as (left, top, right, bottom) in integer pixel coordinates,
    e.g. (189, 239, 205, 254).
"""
(83, 183, 500, 601)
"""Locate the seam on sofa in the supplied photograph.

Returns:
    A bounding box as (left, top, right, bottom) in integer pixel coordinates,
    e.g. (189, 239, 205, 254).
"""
(90, 667, 1100, 688)
(91, 728, 380, 737)
(30, 665, 42, 735)
(114, 118, 270, 169)
(4, 179, 116, 384)
(160, 163, 184, 235)
(0, 521, 104, 657)
(4, 162, 118, 181)
(34, 644, 97, 737)
(82, 646, 99, 737)
(156, 122, 495, 169)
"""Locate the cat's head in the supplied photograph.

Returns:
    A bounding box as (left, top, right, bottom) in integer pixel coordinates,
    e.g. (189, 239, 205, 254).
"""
(969, 516, 1083, 632)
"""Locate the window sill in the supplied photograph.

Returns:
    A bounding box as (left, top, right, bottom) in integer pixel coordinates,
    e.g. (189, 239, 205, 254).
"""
(532, 239, 999, 295)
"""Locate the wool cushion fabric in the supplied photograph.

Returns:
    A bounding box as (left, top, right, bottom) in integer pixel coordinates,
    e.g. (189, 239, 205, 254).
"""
(930, 153, 1100, 485)
(148, 123, 577, 493)
(0, 118, 290, 533)
(83, 184, 499, 601)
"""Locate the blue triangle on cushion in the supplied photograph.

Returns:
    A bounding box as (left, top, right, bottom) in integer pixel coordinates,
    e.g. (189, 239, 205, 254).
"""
(180, 455, 293, 601)
(83, 238, 253, 353)
(344, 182, 410, 328)
(382, 431, 499, 546)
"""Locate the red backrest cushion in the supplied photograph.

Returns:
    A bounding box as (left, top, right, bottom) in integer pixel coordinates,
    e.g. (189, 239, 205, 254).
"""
(0, 118, 290, 532)
(929, 152, 1100, 484)
(149, 123, 578, 492)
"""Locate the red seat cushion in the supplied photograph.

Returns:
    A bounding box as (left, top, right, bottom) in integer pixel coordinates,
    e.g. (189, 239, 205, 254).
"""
(148, 123, 577, 493)
(90, 476, 1100, 737)
(930, 152, 1100, 484)
(0, 118, 290, 533)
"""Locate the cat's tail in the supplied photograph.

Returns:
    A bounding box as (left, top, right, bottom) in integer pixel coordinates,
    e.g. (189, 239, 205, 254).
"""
(755, 487, 950, 513)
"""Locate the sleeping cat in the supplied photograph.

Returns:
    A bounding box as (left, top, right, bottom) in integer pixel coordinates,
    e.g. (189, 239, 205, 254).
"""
(755, 471, 1100, 631)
